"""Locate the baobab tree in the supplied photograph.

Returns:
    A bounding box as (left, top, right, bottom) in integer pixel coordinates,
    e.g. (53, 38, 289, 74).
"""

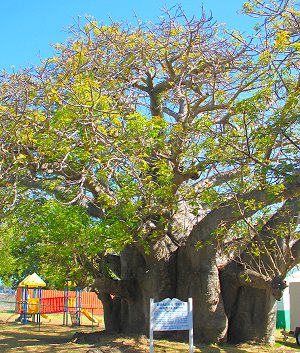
(0, 0, 299, 342)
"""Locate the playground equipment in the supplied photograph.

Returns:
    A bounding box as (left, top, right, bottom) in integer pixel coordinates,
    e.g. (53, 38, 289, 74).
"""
(17, 273, 102, 326)
(63, 286, 81, 326)
(82, 308, 99, 324)
(19, 273, 46, 324)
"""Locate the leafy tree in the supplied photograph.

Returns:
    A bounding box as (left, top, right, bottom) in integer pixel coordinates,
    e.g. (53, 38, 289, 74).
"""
(0, 0, 299, 343)
(0, 199, 106, 289)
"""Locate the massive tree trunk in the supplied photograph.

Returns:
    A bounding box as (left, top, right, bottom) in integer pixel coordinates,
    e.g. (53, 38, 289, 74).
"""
(220, 263, 280, 343)
(94, 243, 178, 335)
(95, 243, 280, 343)
(119, 245, 178, 334)
(225, 286, 277, 343)
(93, 194, 300, 343)
(177, 242, 228, 342)
(94, 242, 229, 342)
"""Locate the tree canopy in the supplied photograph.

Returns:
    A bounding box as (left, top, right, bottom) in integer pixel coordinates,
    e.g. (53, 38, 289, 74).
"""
(0, 0, 299, 343)
(0, 199, 106, 288)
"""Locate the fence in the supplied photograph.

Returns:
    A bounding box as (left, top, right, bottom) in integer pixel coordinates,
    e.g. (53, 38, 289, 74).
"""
(0, 300, 104, 328)
(0, 288, 104, 328)
(0, 293, 16, 314)
(15, 288, 103, 315)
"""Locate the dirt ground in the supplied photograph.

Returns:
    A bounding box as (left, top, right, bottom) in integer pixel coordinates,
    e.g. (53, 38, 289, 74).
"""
(0, 321, 300, 353)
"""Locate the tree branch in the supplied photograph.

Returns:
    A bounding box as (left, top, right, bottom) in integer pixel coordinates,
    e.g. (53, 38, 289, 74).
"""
(92, 275, 136, 301)
(187, 177, 300, 248)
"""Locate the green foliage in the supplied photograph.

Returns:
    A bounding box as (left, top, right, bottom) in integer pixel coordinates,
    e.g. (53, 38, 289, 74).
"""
(0, 2, 299, 281)
(0, 199, 107, 288)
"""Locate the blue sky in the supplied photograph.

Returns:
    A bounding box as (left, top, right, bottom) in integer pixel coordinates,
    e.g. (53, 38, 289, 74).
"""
(0, 0, 256, 72)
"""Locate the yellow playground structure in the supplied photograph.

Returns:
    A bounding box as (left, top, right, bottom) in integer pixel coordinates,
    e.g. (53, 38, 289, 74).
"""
(17, 273, 102, 326)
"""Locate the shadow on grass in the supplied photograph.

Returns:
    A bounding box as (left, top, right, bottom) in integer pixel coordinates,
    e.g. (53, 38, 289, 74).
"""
(0, 322, 80, 352)
(275, 337, 299, 350)
(72, 331, 300, 353)
(71, 331, 146, 352)
(1, 323, 300, 353)
(82, 334, 254, 353)
(195, 343, 252, 353)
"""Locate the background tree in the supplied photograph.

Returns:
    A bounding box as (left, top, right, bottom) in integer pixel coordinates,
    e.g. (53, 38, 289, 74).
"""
(0, 0, 299, 343)
(0, 198, 107, 288)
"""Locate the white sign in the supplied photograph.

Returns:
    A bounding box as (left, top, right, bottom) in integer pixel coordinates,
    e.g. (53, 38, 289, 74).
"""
(152, 298, 189, 331)
(149, 298, 193, 353)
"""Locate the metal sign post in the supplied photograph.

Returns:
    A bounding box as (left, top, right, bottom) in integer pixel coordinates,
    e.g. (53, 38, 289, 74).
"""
(150, 297, 193, 353)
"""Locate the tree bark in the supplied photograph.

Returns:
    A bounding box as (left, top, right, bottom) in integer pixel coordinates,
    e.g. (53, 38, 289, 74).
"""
(177, 242, 228, 342)
(94, 244, 178, 335)
(94, 237, 282, 343)
(93, 192, 300, 342)
(223, 286, 277, 343)
(220, 262, 280, 343)
(97, 292, 122, 333)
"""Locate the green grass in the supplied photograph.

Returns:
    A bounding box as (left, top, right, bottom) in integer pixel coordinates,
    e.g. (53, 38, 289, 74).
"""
(0, 322, 299, 352)
(0, 310, 104, 326)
